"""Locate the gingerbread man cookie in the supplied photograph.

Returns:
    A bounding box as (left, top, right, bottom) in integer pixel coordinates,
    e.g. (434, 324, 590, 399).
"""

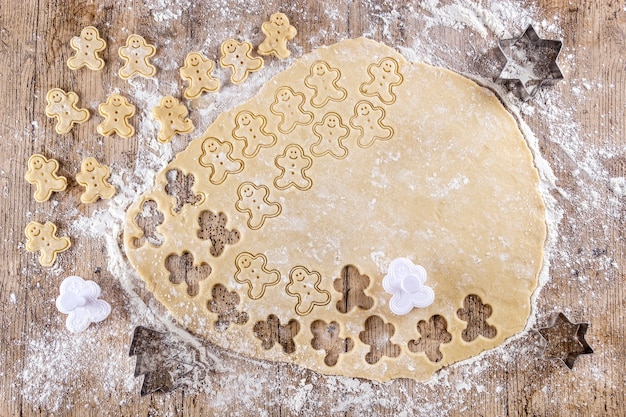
(274, 144, 312, 191)
(151, 95, 194, 143)
(25, 154, 67, 202)
(67, 26, 106, 71)
(97, 94, 135, 138)
(270, 86, 313, 134)
(232, 111, 277, 157)
(304, 61, 347, 108)
(257, 12, 297, 59)
(286, 266, 331, 316)
(359, 57, 404, 105)
(199, 137, 244, 184)
(219, 39, 264, 84)
(75, 157, 116, 203)
(118, 34, 156, 79)
(180, 52, 220, 99)
(311, 112, 350, 159)
(234, 252, 281, 300)
(25, 221, 71, 267)
(45, 88, 90, 135)
(235, 182, 281, 230)
(349, 101, 393, 148)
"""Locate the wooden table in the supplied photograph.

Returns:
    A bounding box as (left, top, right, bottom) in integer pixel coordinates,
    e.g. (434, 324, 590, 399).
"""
(1, 0, 623, 415)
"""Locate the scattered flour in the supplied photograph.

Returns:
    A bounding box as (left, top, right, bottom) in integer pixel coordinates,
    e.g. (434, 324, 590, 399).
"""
(16, 0, 620, 415)
(609, 177, 626, 197)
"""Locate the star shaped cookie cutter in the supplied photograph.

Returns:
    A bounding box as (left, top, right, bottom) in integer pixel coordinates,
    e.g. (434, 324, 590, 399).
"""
(536, 312, 593, 370)
(129, 326, 211, 396)
(496, 24, 564, 100)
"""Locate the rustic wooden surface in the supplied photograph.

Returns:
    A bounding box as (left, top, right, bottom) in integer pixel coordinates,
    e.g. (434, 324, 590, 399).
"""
(1, 0, 624, 415)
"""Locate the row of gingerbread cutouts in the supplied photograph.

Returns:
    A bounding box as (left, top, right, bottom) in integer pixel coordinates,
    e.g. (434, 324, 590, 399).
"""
(206, 283, 496, 366)
(158, 244, 497, 361)
(133, 200, 367, 315)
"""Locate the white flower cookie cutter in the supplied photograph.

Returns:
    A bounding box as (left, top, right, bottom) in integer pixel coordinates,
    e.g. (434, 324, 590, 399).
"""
(383, 258, 434, 315)
(55, 275, 111, 333)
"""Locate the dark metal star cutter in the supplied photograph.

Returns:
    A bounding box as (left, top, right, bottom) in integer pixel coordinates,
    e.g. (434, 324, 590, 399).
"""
(537, 312, 593, 370)
(129, 326, 210, 396)
(496, 24, 564, 100)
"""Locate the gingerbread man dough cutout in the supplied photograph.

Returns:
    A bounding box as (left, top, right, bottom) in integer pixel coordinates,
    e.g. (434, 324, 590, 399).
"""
(270, 86, 313, 134)
(219, 39, 264, 84)
(235, 182, 281, 230)
(25, 154, 67, 202)
(67, 26, 106, 71)
(274, 144, 313, 191)
(25, 221, 71, 267)
(45, 88, 90, 134)
(304, 61, 347, 108)
(199, 137, 244, 184)
(118, 34, 156, 79)
(180, 52, 220, 99)
(286, 266, 331, 316)
(257, 12, 297, 59)
(97, 94, 135, 138)
(311, 112, 350, 159)
(359, 57, 404, 105)
(75, 157, 116, 203)
(234, 252, 281, 300)
(152, 95, 194, 143)
(349, 101, 394, 148)
(232, 111, 277, 157)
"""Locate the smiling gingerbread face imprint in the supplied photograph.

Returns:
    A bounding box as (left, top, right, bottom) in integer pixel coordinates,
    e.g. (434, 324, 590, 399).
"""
(270, 86, 313, 133)
(67, 26, 106, 71)
(311, 112, 350, 159)
(360, 56, 404, 105)
(349, 100, 394, 148)
(123, 38, 547, 383)
(45, 88, 90, 134)
(219, 39, 264, 84)
(304, 61, 347, 108)
(118, 34, 156, 79)
(232, 111, 277, 157)
(258, 12, 297, 59)
(180, 51, 220, 99)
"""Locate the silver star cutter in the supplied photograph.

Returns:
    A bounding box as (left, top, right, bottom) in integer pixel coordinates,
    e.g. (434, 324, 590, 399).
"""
(496, 24, 564, 100)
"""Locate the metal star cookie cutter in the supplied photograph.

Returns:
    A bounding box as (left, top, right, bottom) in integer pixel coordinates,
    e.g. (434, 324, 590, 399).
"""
(129, 326, 211, 396)
(536, 312, 593, 370)
(496, 24, 564, 100)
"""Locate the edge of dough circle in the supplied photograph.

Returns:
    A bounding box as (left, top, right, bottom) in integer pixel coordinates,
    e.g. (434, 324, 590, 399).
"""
(123, 38, 547, 382)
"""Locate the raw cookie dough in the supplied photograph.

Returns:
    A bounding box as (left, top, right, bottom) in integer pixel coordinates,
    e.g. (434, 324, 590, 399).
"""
(123, 38, 546, 381)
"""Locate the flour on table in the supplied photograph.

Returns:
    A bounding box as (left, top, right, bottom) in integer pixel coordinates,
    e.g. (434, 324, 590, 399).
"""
(17, 0, 617, 414)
